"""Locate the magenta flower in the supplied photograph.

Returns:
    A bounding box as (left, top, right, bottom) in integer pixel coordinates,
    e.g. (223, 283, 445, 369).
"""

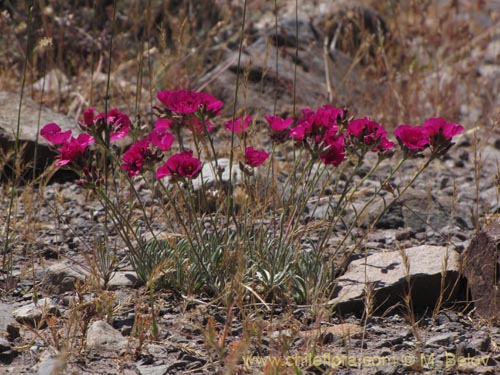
(314, 105, 343, 130)
(149, 120, 174, 151)
(104, 108, 131, 141)
(197, 92, 224, 115)
(347, 118, 395, 155)
(423, 117, 464, 150)
(40, 123, 72, 145)
(121, 138, 151, 177)
(320, 134, 345, 166)
(157, 90, 223, 116)
(347, 118, 387, 146)
(394, 125, 429, 151)
(375, 137, 396, 155)
(225, 116, 252, 133)
(423, 118, 464, 139)
(289, 108, 314, 141)
(265, 115, 294, 132)
(56, 133, 94, 166)
(289, 106, 343, 143)
(80, 107, 95, 128)
(245, 147, 269, 167)
(288, 121, 311, 141)
(156, 150, 202, 180)
(154, 118, 173, 131)
(82, 107, 131, 142)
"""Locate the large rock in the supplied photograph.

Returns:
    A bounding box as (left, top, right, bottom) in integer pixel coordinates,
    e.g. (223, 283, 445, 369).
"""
(199, 6, 386, 116)
(329, 245, 464, 314)
(462, 218, 500, 319)
(0, 91, 78, 178)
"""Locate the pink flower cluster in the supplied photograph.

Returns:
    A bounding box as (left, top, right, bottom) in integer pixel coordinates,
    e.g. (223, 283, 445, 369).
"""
(347, 118, 395, 154)
(80, 107, 131, 142)
(156, 150, 202, 180)
(40, 123, 94, 166)
(394, 118, 464, 155)
(41, 107, 132, 167)
(41, 89, 465, 184)
(264, 105, 347, 165)
(265, 105, 395, 165)
(157, 90, 223, 116)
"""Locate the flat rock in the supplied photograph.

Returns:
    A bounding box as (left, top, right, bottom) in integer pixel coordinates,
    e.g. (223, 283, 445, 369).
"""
(108, 271, 138, 289)
(12, 298, 59, 327)
(42, 261, 137, 292)
(42, 261, 89, 294)
(328, 245, 463, 314)
(86, 320, 128, 352)
(0, 91, 78, 177)
(136, 364, 170, 375)
(425, 332, 458, 347)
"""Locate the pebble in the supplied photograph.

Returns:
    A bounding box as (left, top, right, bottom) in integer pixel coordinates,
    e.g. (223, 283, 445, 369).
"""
(425, 332, 458, 347)
(12, 298, 59, 327)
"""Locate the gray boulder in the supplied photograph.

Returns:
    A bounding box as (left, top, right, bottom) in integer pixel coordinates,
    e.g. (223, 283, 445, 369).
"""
(0, 91, 78, 178)
(329, 245, 464, 314)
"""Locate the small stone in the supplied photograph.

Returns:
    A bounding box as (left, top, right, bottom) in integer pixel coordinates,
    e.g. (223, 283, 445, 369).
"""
(0, 337, 18, 364)
(136, 364, 170, 375)
(434, 311, 459, 325)
(37, 355, 65, 375)
(425, 332, 457, 347)
(369, 325, 386, 335)
(415, 232, 426, 240)
(13, 298, 59, 327)
(107, 271, 138, 289)
(469, 334, 491, 352)
(459, 150, 470, 162)
(6, 324, 20, 341)
(463, 218, 500, 318)
(42, 261, 89, 293)
(395, 229, 412, 241)
(86, 320, 128, 352)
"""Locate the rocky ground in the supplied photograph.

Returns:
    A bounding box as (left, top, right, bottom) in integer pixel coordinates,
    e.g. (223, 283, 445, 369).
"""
(1, 1, 500, 375)
(1, 124, 500, 375)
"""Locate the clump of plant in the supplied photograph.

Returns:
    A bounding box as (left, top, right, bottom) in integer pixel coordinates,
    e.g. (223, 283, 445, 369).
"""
(40, 89, 464, 305)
